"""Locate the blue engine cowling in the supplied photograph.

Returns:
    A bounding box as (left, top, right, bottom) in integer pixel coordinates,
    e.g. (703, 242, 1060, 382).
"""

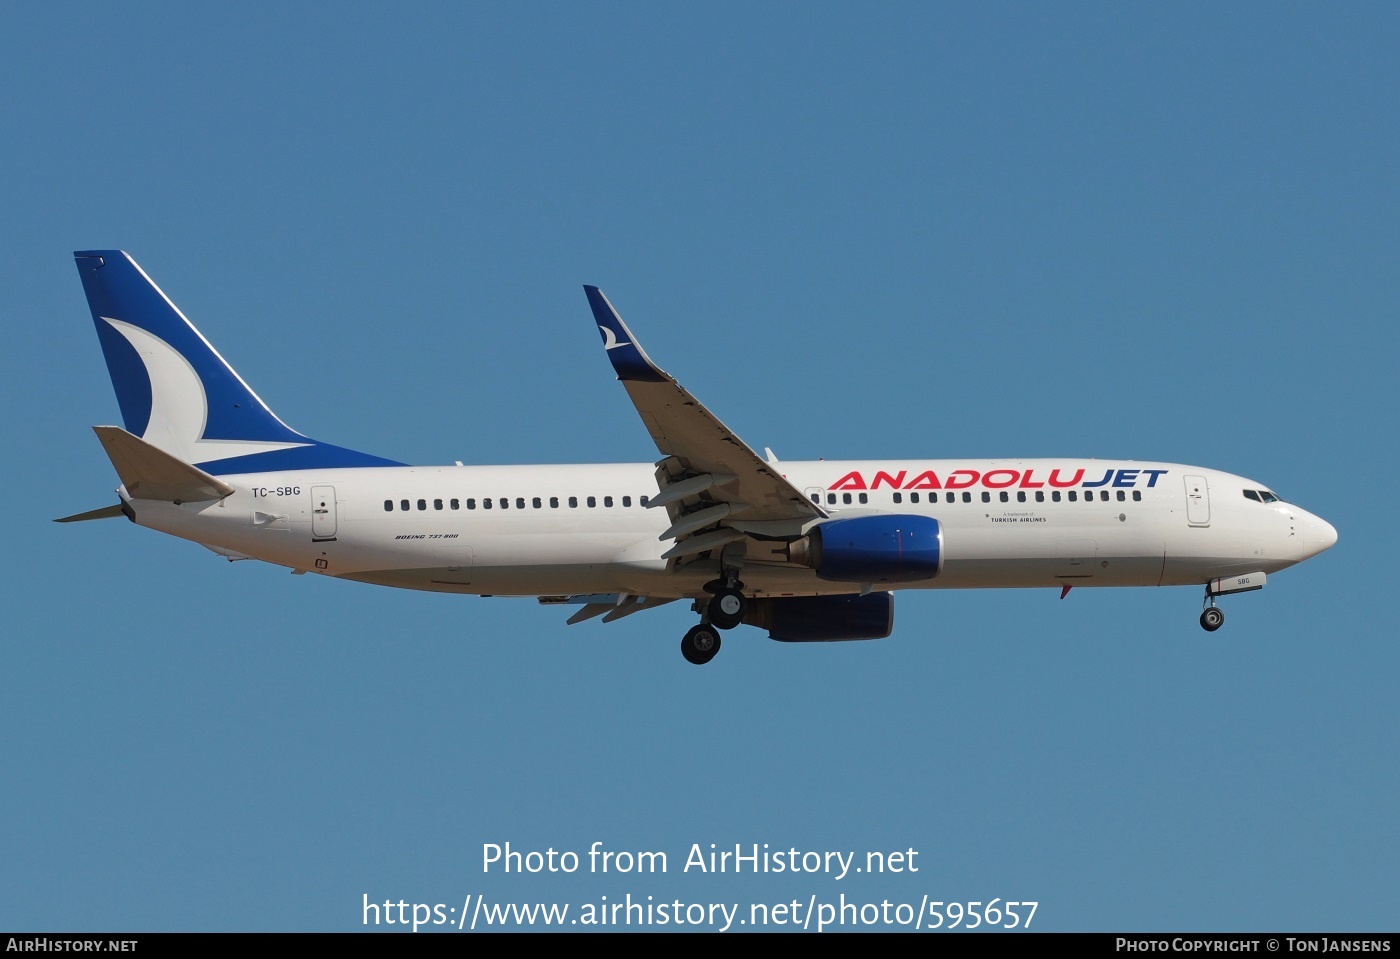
(745, 593, 894, 642)
(788, 514, 942, 583)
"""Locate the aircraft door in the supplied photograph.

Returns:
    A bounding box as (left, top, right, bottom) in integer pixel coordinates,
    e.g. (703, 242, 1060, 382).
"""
(311, 485, 338, 540)
(1184, 475, 1210, 527)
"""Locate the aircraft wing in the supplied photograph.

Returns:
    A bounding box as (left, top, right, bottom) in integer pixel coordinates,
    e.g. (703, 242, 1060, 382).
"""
(584, 287, 825, 561)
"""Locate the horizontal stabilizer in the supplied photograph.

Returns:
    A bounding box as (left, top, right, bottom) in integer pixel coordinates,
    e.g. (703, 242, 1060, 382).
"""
(93, 425, 236, 503)
(54, 504, 126, 523)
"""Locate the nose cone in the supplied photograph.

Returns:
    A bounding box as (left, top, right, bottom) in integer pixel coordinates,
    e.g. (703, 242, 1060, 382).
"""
(1303, 512, 1338, 559)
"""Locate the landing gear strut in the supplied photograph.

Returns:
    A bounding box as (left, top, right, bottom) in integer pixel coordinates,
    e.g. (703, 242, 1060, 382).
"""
(1200, 588, 1225, 632)
(679, 574, 748, 664)
(703, 574, 748, 632)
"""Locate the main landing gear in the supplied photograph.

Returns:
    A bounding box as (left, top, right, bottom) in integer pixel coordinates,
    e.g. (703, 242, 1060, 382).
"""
(681, 624, 721, 665)
(679, 577, 748, 665)
(1200, 588, 1225, 632)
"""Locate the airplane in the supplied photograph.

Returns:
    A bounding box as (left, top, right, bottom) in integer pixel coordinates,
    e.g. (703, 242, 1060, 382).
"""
(59, 250, 1338, 664)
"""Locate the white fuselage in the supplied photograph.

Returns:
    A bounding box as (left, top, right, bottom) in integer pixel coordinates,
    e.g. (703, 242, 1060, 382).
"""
(125, 458, 1336, 599)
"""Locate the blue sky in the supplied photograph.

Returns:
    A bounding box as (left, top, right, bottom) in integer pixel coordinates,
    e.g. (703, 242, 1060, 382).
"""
(3, 2, 1394, 932)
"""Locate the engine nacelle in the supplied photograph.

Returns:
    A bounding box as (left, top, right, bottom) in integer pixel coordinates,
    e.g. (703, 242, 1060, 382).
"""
(746, 593, 894, 642)
(786, 514, 942, 583)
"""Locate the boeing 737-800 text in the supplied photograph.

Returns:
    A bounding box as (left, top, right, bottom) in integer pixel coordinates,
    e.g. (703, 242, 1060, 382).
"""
(60, 251, 1337, 664)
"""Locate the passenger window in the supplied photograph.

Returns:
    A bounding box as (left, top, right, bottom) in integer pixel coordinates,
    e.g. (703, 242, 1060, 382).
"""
(827, 493, 837, 505)
(842, 493, 852, 505)
(604, 496, 613, 507)
(981, 492, 991, 503)
(417, 499, 427, 511)
(467, 498, 476, 510)
(1017, 491, 1027, 503)
(947, 492, 955, 504)
(1068, 491, 1077, 502)
(640, 495, 649, 507)
(587, 496, 596, 508)
(500, 498, 509, 509)
(483, 498, 492, 509)
(569, 496, 578, 508)
(622, 496, 631, 507)
(533, 497, 542, 508)
(516, 497, 525, 509)
(550, 497, 559, 508)
(810, 493, 819, 503)
(1132, 491, 1141, 502)
(962, 492, 971, 503)
(434, 498, 443, 510)
(1100, 491, 1109, 502)
(1052, 491, 1061, 502)
(451, 499, 460, 510)
(858, 493, 868, 504)
(1035, 491, 1044, 502)
(400, 499, 410, 511)
(383, 500, 393, 512)
(893, 492, 903, 504)
(999, 491, 1009, 503)
(1116, 490, 1125, 502)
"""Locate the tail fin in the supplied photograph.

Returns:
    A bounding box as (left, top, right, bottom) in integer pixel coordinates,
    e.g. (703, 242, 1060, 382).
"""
(74, 251, 402, 474)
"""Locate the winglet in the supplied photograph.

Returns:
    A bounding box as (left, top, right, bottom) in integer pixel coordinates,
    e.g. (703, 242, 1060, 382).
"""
(583, 286, 668, 383)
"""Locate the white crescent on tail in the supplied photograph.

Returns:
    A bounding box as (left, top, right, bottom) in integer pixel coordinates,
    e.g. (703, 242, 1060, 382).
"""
(599, 325, 629, 350)
(101, 316, 307, 465)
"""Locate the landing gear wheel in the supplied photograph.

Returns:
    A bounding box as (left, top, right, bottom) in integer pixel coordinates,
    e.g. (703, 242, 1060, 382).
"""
(1200, 607, 1225, 632)
(707, 588, 747, 631)
(681, 625, 721, 665)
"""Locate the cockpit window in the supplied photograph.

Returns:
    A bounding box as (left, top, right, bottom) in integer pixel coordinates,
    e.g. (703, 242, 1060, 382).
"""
(1243, 490, 1260, 502)
(1244, 489, 1280, 504)
(1259, 490, 1279, 503)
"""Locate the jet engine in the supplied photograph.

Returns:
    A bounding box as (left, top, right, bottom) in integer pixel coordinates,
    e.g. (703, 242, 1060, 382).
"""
(785, 515, 942, 583)
(745, 593, 894, 642)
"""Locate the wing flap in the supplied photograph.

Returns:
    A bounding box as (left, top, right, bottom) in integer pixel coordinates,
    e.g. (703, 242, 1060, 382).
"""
(542, 593, 679, 626)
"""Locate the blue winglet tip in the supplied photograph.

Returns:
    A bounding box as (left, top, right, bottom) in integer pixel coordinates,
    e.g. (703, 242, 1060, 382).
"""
(582, 286, 667, 383)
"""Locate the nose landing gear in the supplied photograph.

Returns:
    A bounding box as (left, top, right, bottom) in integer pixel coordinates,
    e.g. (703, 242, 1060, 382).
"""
(1200, 587, 1225, 632)
(1197, 571, 1265, 631)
